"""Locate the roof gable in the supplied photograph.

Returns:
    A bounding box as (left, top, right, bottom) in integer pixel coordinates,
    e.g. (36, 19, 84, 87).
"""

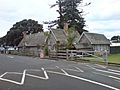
(18, 32, 47, 47)
(50, 29, 67, 44)
(79, 32, 110, 45)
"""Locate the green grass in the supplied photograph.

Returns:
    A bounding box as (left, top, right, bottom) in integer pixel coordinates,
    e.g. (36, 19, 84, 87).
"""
(72, 53, 120, 64)
(108, 53, 120, 64)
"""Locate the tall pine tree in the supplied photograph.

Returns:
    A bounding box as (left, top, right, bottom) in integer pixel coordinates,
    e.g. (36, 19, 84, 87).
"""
(47, 0, 89, 34)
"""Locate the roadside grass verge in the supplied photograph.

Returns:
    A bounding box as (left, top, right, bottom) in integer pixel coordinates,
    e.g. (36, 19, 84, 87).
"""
(70, 53, 120, 65)
(108, 53, 120, 64)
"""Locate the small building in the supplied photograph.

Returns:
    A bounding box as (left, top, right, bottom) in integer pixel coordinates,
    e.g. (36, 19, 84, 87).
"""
(110, 42, 120, 47)
(110, 42, 120, 54)
(74, 32, 111, 53)
(47, 29, 67, 52)
(18, 32, 47, 56)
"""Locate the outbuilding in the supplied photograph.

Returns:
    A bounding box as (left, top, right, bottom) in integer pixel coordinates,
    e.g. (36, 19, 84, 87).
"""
(74, 32, 111, 53)
(18, 32, 47, 56)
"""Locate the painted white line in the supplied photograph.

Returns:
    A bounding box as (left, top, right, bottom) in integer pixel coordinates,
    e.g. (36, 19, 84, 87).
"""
(56, 66, 69, 75)
(47, 70, 120, 90)
(86, 65, 120, 76)
(21, 69, 26, 85)
(0, 69, 49, 85)
(61, 69, 69, 75)
(95, 64, 107, 68)
(86, 65, 96, 70)
(93, 72, 120, 82)
(0, 77, 21, 85)
(93, 72, 108, 77)
(47, 70, 65, 75)
(0, 72, 8, 78)
(26, 74, 48, 80)
(65, 69, 81, 72)
(0, 69, 119, 89)
(6, 72, 22, 75)
(108, 69, 120, 73)
(41, 68, 49, 79)
(109, 76, 120, 81)
(74, 67, 84, 72)
(0, 72, 23, 85)
(27, 69, 42, 72)
(67, 74, 120, 90)
(96, 69, 120, 76)
(55, 66, 59, 68)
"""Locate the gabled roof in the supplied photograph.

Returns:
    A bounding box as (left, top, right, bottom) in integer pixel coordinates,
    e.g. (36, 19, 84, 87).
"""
(50, 29, 67, 44)
(79, 32, 110, 45)
(18, 32, 47, 47)
(72, 30, 81, 43)
(110, 43, 120, 46)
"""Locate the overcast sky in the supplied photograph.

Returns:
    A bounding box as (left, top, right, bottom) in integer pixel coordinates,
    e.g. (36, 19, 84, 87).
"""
(0, 0, 120, 39)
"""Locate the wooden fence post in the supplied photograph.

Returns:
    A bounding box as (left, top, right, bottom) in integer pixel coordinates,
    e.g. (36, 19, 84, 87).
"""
(66, 49, 69, 60)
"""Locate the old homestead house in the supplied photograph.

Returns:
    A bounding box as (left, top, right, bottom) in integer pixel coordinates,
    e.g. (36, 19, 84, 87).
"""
(47, 29, 67, 52)
(18, 32, 47, 56)
(74, 32, 111, 53)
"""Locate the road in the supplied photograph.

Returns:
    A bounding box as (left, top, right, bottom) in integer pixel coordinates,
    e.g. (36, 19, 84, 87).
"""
(0, 54, 120, 90)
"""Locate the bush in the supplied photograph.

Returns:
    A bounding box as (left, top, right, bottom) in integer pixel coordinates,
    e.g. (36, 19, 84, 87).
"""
(44, 46, 49, 56)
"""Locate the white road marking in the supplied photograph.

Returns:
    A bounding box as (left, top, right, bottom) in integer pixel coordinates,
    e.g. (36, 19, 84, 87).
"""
(56, 66, 69, 75)
(95, 64, 107, 68)
(61, 69, 69, 75)
(0, 69, 49, 85)
(86, 64, 120, 76)
(41, 68, 49, 79)
(6, 72, 22, 75)
(93, 72, 108, 77)
(65, 68, 81, 72)
(0, 77, 22, 85)
(86, 65, 96, 69)
(0, 68, 120, 90)
(67, 74, 120, 90)
(21, 69, 26, 85)
(26, 74, 48, 80)
(27, 69, 42, 72)
(0, 72, 8, 78)
(47, 70, 120, 90)
(74, 67, 84, 72)
(109, 76, 120, 81)
(96, 69, 120, 76)
(93, 72, 120, 82)
(108, 69, 120, 73)
(0, 72, 23, 85)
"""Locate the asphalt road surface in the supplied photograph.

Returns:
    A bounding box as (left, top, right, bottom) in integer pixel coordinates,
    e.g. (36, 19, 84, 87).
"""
(0, 54, 120, 90)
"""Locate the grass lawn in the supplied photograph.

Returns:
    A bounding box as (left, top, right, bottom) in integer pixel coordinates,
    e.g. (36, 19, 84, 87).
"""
(108, 53, 120, 64)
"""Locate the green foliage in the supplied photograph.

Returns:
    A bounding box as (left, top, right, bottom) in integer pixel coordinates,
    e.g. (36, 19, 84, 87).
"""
(44, 45, 49, 56)
(108, 53, 120, 64)
(0, 19, 43, 46)
(44, 31, 49, 36)
(66, 27, 76, 49)
(111, 35, 120, 42)
(46, 0, 90, 34)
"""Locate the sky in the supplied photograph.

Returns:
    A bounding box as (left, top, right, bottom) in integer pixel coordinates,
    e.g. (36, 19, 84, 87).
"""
(0, 0, 120, 39)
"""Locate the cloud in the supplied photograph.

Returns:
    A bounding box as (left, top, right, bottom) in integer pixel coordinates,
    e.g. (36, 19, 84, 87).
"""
(0, 0, 120, 39)
(0, 0, 57, 37)
(84, 0, 120, 21)
(83, 0, 120, 39)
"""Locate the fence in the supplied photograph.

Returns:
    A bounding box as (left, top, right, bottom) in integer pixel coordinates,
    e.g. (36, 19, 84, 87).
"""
(49, 50, 108, 64)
